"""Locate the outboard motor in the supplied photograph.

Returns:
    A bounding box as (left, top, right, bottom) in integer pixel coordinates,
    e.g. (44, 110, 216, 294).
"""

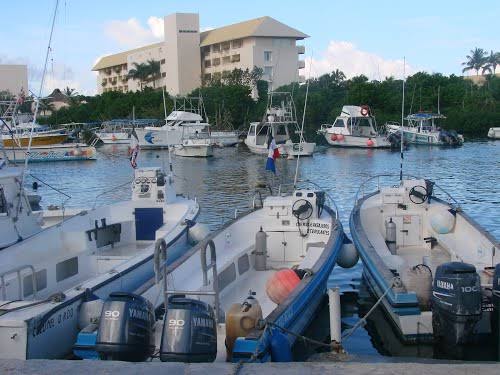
(432, 262, 481, 347)
(160, 296, 217, 363)
(95, 292, 155, 362)
(387, 132, 402, 149)
(491, 264, 500, 348)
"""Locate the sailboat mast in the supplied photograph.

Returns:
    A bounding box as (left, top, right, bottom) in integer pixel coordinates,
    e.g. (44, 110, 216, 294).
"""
(162, 87, 173, 173)
(400, 57, 405, 182)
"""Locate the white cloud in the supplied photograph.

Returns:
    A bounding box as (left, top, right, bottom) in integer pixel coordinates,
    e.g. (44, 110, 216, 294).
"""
(104, 17, 163, 48)
(305, 41, 417, 80)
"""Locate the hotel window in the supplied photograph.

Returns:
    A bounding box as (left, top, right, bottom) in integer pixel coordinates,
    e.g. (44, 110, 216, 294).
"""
(264, 66, 273, 79)
(222, 56, 231, 65)
(222, 70, 231, 79)
(221, 41, 230, 51)
(161, 72, 166, 77)
(204, 73, 212, 81)
(212, 58, 220, 66)
(264, 51, 272, 62)
(204, 60, 212, 68)
(212, 44, 220, 53)
(231, 54, 240, 63)
(213, 72, 222, 80)
(160, 59, 165, 64)
(232, 39, 242, 49)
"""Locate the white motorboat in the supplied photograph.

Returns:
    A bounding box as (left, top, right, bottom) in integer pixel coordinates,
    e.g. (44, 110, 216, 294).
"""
(136, 97, 212, 150)
(487, 127, 500, 139)
(386, 113, 464, 146)
(95, 122, 131, 144)
(350, 175, 499, 348)
(0, 166, 201, 359)
(174, 134, 214, 158)
(72, 183, 358, 362)
(210, 131, 240, 147)
(318, 105, 395, 149)
(244, 92, 315, 157)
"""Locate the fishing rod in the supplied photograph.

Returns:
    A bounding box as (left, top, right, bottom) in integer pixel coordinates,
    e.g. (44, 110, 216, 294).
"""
(400, 57, 406, 182)
(162, 87, 173, 175)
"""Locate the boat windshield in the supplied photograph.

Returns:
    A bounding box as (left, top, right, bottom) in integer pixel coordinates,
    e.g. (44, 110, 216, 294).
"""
(333, 119, 345, 128)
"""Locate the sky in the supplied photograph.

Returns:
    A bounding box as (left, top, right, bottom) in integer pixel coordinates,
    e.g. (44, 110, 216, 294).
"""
(1, 0, 498, 96)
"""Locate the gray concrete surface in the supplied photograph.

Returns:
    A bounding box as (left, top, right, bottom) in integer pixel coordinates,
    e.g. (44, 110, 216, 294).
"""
(0, 360, 499, 375)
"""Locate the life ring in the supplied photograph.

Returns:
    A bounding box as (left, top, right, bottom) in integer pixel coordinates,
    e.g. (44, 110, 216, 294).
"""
(360, 105, 369, 117)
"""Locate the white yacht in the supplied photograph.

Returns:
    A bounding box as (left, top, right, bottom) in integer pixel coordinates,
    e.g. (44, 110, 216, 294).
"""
(386, 113, 464, 146)
(0, 166, 200, 359)
(173, 124, 213, 158)
(95, 122, 131, 144)
(245, 92, 315, 157)
(318, 105, 394, 148)
(487, 127, 500, 139)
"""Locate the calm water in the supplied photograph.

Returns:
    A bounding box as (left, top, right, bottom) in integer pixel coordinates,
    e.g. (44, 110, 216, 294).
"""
(24, 140, 499, 360)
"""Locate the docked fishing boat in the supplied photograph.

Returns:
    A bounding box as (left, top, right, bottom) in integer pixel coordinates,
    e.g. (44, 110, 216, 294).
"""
(136, 97, 211, 150)
(350, 175, 499, 348)
(2, 143, 97, 163)
(245, 92, 315, 157)
(1, 122, 68, 147)
(72, 183, 358, 362)
(95, 121, 131, 144)
(386, 113, 464, 146)
(174, 133, 213, 158)
(0, 166, 201, 359)
(318, 106, 395, 149)
(487, 127, 500, 139)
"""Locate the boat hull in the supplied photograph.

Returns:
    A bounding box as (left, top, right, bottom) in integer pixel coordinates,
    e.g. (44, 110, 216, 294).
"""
(386, 125, 464, 146)
(174, 144, 213, 157)
(2, 134, 68, 147)
(2, 144, 97, 163)
(323, 134, 391, 148)
(96, 132, 130, 144)
(488, 127, 500, 139)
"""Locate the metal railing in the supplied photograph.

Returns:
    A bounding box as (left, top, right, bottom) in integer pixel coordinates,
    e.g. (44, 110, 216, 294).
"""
(0, 264, 37, 300)
(354, 173, 461, 209)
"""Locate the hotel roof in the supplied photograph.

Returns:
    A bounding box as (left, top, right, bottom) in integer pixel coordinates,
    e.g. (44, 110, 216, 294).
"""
(92, 42, 163, 71)
(200, 16, 308, 46)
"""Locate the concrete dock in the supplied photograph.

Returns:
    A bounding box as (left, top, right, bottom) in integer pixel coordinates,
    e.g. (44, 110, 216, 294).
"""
(1, 360, 499, 374)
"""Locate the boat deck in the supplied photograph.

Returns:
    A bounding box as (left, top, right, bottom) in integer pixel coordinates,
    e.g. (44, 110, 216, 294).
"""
(396, 244, 450, 275)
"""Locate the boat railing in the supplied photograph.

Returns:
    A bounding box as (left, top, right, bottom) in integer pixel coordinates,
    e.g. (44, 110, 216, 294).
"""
(354, 174, 461, 209)
(92, 178, 133, 209)
(278, 179, 339, 220)
(29, 174, 72, 220)
(0, 264, 37, 300)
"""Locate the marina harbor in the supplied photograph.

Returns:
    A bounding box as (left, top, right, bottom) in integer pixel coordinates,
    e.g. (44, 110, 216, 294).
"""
(0, 0, 499, 372)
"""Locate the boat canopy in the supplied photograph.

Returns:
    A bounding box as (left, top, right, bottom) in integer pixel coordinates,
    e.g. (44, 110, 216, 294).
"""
(166, 111, 204, 122)
(340, 105, 369, 117)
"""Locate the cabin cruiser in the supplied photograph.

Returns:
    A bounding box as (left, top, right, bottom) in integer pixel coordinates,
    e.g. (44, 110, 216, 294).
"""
(487, 127, 500, 139)
(173, 125, 213, 158)
(72, 183, 358, 362)
(245, 92, 315, 157)
(95, 121, 131, 144)
(386, 113, 464, 146)
(318, 105, 395, 149)
(1, 122, 68, 147)
(350, 175, 499, 350)
(0, 166, 201, 359)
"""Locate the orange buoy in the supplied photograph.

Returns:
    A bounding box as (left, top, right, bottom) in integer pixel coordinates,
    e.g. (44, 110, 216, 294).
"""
(330, 134, 337, 141)
(266, 269, 301, 304)
(111, 134, 117, 141)
(337, 134, 345, 141)
(366, 138, 374, 147)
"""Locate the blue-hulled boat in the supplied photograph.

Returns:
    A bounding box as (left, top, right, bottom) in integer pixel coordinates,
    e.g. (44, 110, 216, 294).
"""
(350, 175, 499, 346)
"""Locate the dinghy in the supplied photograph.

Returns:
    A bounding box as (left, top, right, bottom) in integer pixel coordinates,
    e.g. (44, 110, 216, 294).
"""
(74, 185, 355, 362)
(350, 175, 499, 347)
(0, 166, 201, 359)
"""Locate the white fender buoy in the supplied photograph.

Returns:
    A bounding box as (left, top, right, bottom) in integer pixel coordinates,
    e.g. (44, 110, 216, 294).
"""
(337, 242, 359, 268)
(188, 222, 211, 244)
(430, 208, 456, 234)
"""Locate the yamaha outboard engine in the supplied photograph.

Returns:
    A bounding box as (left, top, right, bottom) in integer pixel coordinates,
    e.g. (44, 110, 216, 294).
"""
(432, 262, 481, 348)
(160, 296, 217, 362)
(491, 264, 500, 351)
(95, 292, 155, 362)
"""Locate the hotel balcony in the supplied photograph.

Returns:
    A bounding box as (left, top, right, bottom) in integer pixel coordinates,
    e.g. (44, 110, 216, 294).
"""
(298, 60, 305, 69)
(298, 75, 306, 83)
(297, 45, 305, 54)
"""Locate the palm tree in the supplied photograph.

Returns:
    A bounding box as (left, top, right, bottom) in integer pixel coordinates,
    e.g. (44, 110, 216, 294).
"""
(145, 59, 161, 88)
(63, 87, 77, 97)
(481, 50, 500, 75)
(462, 48, 487, 76)
(127, 62, 150, 90)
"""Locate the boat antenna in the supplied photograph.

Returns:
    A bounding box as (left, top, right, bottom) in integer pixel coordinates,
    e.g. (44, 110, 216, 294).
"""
(437, 85, 440, 115)
(24, 0, 59, 172)
(162, 87, 173, 174)
(294, 52, 312, 187)
(400, 57, 406, 182)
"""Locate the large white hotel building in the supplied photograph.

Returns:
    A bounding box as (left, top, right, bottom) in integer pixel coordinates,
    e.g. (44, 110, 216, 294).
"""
(92, 13, 307, 95)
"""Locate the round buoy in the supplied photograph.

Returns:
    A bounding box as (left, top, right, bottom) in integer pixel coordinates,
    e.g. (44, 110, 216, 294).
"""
(337, 243, 359, 268)
(337, 134, 345, 141)
(366, 138, 374, 147)
(430, 208, 456, 234)
(330, 134, 337, 141)
(266, 269, 301, 304)
(188, 222, 211, 244)
(111, 134, 117, 142)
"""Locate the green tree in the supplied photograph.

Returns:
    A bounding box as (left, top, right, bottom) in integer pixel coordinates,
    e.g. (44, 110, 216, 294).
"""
(482, 51, 500, 75)
(127, 62, 150, 90)
(146, 59, 161, 88)
(462, 48, 488, 76)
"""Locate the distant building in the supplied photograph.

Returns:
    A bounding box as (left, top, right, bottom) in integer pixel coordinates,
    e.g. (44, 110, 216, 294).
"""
(92, 13, 307, 96)
(0, 65, 28, 96)
(464, 72, 500, 85)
